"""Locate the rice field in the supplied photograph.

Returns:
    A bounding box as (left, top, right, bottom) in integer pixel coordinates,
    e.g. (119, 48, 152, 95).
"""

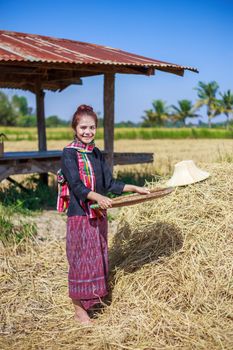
(1, 126, 233, 141)
(1, 139, 233, 349)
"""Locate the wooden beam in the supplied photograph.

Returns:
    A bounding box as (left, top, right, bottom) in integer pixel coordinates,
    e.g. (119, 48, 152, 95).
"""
(35, 81, 47, 151)
(104, 73, 115, 172)
(6, 176, 30, 193)
(35, 79, 48, 185)
(156, 67, 184, 76)
(0, 61, 154, 76)
(0, 68, 83, 91)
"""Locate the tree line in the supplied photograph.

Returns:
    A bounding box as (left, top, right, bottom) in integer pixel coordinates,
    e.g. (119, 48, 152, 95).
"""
(0, 81, 232, 128)
(142, 81, 233, 128)
(0, 92, 68, 127)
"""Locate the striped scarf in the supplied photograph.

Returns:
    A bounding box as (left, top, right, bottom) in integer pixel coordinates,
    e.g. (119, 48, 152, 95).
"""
(57, 139, 97, 218)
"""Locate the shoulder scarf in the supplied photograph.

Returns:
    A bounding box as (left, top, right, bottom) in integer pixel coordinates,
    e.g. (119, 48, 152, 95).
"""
(57, 138, 98, 218)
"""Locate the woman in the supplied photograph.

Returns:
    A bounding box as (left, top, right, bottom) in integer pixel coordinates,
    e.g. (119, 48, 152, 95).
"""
(61, 104, 149, 324)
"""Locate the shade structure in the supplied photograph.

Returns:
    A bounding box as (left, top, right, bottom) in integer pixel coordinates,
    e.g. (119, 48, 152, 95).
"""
(0, 30, 198, 180)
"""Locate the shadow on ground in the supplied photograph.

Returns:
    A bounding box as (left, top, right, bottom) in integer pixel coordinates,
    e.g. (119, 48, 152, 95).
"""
(99, 220, 183, 309)
(109, 220, 183, 273)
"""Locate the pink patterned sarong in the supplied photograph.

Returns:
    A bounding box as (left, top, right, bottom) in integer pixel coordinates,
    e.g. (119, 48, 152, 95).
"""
(66, 214, 108, 310)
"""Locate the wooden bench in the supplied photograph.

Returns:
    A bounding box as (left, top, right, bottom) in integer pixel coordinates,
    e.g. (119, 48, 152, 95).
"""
(0, 151, 154, 181)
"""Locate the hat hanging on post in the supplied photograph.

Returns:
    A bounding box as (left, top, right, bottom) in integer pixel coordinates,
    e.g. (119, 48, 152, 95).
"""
(166, 160, 210, 187)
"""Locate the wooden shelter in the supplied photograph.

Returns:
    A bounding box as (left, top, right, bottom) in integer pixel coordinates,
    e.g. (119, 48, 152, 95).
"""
(0, 30, 198, 182)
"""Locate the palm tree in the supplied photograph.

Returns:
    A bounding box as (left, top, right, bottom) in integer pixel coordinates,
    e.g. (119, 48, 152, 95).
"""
(219, 90, 233, 129)
(195, 81, 220, 128)
(142, 100, 170, 127)
(171, 100, 199, 126)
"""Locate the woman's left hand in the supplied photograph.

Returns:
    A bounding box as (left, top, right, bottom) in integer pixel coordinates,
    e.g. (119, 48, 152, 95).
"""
(134, 186, 150, 194)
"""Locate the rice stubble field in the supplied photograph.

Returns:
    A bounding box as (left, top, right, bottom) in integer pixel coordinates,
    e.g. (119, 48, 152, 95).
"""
(0, 138, 233, 349)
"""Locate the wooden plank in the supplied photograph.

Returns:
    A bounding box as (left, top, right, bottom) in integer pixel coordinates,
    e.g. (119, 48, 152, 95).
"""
(104, 73, 115, 172)
(111, 152, 154, 165)
(0, 151, 62, 160)
(0, 151, 153, 163)
(0, 159, 61, 181)
(7, 177, 30, 192)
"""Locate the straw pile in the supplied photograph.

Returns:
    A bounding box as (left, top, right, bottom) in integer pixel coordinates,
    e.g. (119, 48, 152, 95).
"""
(1, 162, 233, 350)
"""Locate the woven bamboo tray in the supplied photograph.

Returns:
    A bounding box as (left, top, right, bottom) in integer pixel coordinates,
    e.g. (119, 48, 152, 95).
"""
(90, 187, 173, 209)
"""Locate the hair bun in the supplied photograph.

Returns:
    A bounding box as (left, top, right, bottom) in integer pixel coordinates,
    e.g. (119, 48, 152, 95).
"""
(77, 104, 93, 113)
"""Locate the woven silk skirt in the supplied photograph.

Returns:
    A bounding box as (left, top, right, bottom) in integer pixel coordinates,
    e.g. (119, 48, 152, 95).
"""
(66, 214, 108, 310)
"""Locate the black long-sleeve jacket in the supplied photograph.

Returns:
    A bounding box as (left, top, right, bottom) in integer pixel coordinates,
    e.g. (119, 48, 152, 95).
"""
(61, 147, 125, 217)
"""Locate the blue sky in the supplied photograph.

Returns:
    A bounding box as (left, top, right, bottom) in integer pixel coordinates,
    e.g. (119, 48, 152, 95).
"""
(1, 0, 233, 123)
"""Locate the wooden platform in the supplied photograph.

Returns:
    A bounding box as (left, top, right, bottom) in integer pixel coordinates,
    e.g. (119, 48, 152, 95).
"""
(0, 151, 154, 181)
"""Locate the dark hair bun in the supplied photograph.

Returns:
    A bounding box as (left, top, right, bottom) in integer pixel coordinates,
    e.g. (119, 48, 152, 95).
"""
(77, 104, 93, 113)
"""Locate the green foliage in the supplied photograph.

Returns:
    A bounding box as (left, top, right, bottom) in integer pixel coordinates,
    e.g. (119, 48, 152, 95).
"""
(0, 176, 57, 214)
(115, 120, 140, 128)
(17, 115, 37, 127)
(142, 100, 170, 127)
(0, 210, 37, 246)
(194, 81, 220, 127)
(0, 91, 35, 126)
(0, 91, 17, 126)
(12, 95, 31, 116)
(171, 100, 199, 125)
(219, 90, 233, 129)
(46, 115, 69, 127)
(0, 91, 69, 127)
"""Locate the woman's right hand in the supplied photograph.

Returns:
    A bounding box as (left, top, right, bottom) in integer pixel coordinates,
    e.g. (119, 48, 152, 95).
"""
(95, 194, 113, 209)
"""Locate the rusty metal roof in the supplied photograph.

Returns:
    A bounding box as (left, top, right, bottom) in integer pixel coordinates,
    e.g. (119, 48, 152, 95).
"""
(0, 30, 198, 73)
(0, 30, 198, 92)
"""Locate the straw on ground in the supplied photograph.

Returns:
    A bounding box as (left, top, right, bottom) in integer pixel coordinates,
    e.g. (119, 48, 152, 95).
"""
(1, 162, 233, 349)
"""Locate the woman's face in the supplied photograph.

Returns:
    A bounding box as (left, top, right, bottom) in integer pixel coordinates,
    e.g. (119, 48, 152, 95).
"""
(75, 115, 97, 144)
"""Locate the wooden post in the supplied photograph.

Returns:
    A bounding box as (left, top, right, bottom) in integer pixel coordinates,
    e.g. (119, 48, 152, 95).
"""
(35, 81, 48, 185)
(103, 73, 115, 172)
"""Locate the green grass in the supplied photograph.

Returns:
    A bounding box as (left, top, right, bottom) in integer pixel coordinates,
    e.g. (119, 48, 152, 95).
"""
(0, 175, 56, 245)
(1, 127, 233, 141)
(0, 210, 37, 246)
(0, 175, 57, 215)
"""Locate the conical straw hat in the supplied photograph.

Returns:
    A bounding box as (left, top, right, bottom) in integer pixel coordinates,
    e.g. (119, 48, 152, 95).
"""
(166, 160, 210, 187)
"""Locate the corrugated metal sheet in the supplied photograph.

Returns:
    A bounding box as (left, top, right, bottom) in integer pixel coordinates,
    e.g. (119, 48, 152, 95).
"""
(0, 30, 198, 73)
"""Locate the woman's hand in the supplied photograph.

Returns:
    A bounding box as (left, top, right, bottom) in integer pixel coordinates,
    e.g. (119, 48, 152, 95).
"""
(123, 184, 150, 194)
(133, 186, 150, 194)
(87, 191, 112, 209)
(95, 194, 113, 209)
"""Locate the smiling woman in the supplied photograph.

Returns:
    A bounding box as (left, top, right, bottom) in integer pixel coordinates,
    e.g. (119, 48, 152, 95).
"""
(59, 104, 150, 324)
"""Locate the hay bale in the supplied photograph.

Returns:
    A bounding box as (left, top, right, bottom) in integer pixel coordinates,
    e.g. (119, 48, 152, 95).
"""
(1, 163, 233, 350)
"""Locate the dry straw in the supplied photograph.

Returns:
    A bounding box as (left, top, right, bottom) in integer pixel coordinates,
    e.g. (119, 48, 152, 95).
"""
(1, 163, 233, 350)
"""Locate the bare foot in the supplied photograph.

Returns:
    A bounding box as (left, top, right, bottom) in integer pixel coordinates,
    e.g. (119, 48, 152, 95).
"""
(74, 306, 93, 324)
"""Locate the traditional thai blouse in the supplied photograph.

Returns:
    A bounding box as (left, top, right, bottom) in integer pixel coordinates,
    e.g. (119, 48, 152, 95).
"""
(61, 147, 125, 217)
